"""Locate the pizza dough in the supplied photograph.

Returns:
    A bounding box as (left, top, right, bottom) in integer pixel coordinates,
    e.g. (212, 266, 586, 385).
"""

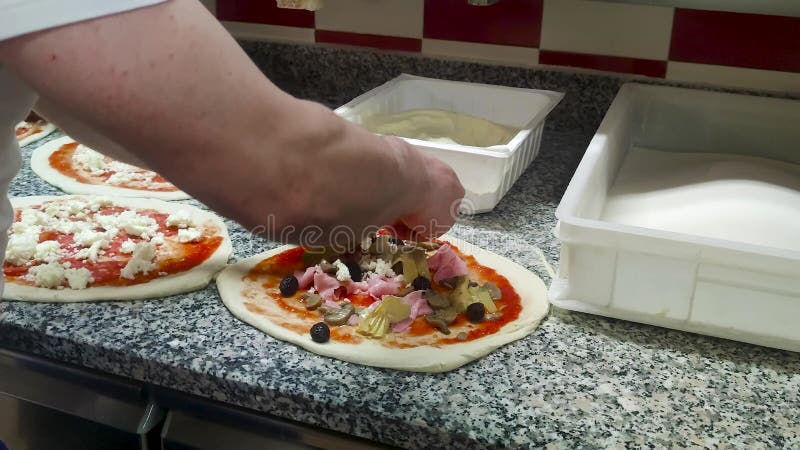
(17, 121, 57, 147)
(217, 236, 549, 372)
(361, 109, 520, 148)
(3, 195, 232, 302)
(31, 136, 190, 200)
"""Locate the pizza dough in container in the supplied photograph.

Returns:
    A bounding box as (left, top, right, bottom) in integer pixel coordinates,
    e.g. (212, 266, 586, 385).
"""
(3, 195, 232, 302)
(31, 136, 190, 200)
(217, 236, 549, 373)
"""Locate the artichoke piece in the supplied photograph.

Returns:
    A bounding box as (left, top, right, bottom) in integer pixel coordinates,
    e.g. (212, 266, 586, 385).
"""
(393, 247, 430, 283)
(356, 295, 411, 339)
(468, 285, 497, 313)
(450, 277, 497, 313)
(483, 281, 502, 300)
(449, 276, 471, 312)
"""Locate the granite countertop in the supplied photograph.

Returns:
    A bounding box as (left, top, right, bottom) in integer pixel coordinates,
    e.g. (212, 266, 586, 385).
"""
(2, 44, 800, 449)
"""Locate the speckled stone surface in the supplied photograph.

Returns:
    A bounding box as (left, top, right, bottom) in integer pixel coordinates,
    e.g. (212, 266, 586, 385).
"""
(2, 45, 800, 449)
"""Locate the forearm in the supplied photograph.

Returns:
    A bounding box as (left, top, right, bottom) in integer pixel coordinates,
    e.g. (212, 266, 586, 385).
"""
(0, 1, 303, 225)
(0, 0, 462, 242)
(34, 97, 148, 168)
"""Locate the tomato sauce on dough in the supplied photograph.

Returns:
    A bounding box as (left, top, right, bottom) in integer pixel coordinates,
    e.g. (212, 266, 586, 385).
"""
(49, 143, 179, 192)
(244, 243, 522, 346)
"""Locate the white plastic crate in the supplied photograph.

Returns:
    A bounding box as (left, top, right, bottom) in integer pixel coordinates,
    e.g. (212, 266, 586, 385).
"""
(550, 83, 800, 352)
(335, 74, 563, 213)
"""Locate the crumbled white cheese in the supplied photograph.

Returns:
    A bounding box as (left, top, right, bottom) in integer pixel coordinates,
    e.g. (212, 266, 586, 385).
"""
(34, 240, 61, 263)
(166, 210, 194, 229)
(52, 219, 93, 235)
(28, 262, 66, 288)
(73, 146, 165, 188)
(120, 242, 156, 279)
(19, 208, 48, 226)
(308, 287, 316, 294)
(74, 240, 106, 262)
(87, 196, 113, 211)
(11, 222, 41, 236)
(177, 227, 202, 243)
(73, 229, 110, 248)
(94, 214, 119, 233)
(115, 210, 158, 239)
(107, 170, 154, 185)
(64, 267, 93, 290)
(5, 233, 39, 265)
(72, 145, 107, 174)
(119, 239, 137, 254)
(150, 232, 165, 246)
(372, 258, 396, 278)
(361, 236, 373, 252)
(44, 199, 88, 219)
(332, 259, 351, 282)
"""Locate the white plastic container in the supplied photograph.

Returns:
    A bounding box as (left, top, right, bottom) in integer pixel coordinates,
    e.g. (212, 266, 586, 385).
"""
(550, 83, 800, 352)
(335, 74, 563, 213)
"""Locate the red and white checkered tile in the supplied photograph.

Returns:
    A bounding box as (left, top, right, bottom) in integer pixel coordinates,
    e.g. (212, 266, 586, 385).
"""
(214, 0, 800, 93)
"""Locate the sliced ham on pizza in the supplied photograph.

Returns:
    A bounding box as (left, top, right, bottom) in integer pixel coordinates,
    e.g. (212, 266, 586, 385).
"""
(217, 233, 549, 372)
(31, 136, 189, 200)
(3, 195, 231, 302)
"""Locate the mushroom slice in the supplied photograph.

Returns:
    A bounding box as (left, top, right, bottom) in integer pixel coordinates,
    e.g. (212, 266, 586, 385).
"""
(323, 302, 355, 326)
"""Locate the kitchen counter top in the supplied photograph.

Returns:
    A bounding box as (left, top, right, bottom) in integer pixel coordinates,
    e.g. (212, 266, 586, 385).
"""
(3, 43, 800, 449)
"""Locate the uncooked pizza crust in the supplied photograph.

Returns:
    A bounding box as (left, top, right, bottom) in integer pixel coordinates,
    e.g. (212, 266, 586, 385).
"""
(217, 236, 549, 372)
(17, 122, 57, 147)
(30, 137, 190, 200)
(3, 195, 232, 302)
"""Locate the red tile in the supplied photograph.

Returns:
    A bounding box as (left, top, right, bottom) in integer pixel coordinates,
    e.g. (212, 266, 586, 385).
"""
(424, 0, 542, 48)
(315, 30, 422, 52)
(216, 0, 314, 28)
(670, 9, 800, 73)
(539, 50, 667, 78)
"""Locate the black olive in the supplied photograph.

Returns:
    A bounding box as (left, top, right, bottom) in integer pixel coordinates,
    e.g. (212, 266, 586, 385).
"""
(466, 302, 485, 323)
(279, 275, 299, 297)
(345, 260, 363, 282)
(310, 322, 330, 343)
(389, 237, 404, 246)
(412, 276, 431, 291)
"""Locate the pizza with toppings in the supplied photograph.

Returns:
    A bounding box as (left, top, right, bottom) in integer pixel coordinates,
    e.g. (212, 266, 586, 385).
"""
(217, 233, 548, 372)
(2, 195, 231, 302)
(16, 112, 57, 147)
(31, 136, 189, 200)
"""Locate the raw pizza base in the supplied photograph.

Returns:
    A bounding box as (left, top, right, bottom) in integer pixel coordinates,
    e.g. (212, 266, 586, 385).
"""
(3, 195, 232, 302)
(217, 236, 550, 373)
(30, 136, 190, 200)
(18, 122, 57, 147)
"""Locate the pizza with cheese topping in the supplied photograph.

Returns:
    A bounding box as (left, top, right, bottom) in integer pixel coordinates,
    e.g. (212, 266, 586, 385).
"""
(31, 136, 189, 200)
(2, 196, 231, 302)
(16, 114, 57, 147)
(217, 233, 549, 372)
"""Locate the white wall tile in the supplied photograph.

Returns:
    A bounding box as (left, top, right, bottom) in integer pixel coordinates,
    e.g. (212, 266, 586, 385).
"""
(667, 62, 800, 93)
(315, 0, 424, 38)
(541, 0, 673, 60)
(422, 39, 539, 67)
